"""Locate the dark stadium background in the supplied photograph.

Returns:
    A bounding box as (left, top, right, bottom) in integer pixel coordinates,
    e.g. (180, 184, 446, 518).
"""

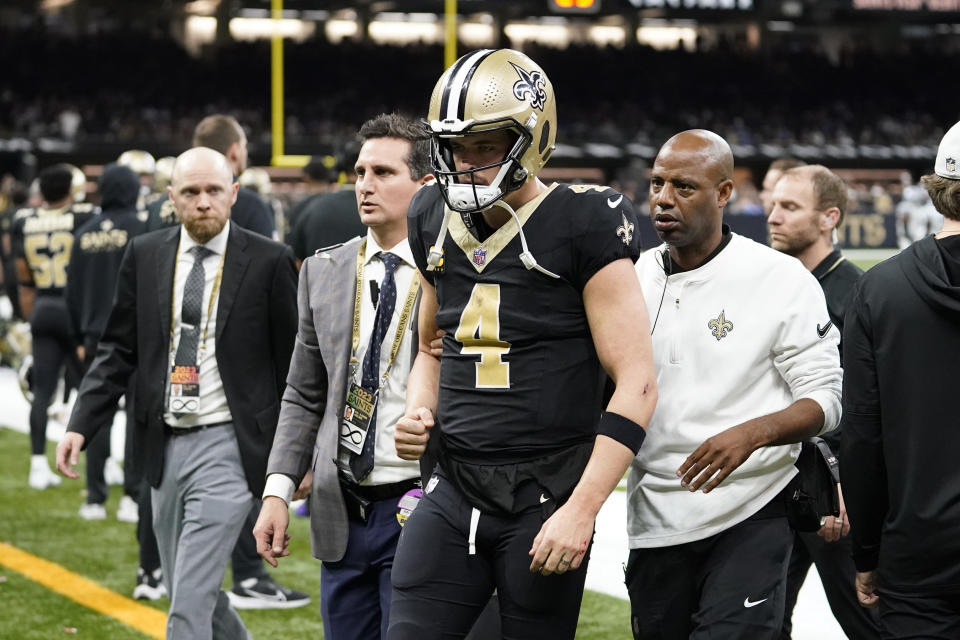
(2, 0, 958, 249)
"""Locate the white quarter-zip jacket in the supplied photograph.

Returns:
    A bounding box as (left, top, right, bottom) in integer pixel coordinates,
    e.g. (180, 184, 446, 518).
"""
(628, 233, 842, 548)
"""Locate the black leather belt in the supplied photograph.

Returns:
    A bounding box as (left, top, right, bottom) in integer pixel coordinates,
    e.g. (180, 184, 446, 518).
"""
(339, 476, 421, 523)
(343, 477, 421, 502)
(168, 421, 230, 436)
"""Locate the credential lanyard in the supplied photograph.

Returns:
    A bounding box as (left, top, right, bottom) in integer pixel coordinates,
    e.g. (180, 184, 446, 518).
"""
(350, 238, 420, 387)
(168, 239, 227, 354)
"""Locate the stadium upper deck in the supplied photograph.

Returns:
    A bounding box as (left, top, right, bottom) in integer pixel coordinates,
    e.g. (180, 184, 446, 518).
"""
(0, 0, 958, 174)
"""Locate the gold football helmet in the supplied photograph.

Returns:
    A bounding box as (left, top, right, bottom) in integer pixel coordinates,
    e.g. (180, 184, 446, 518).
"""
(117, 149, 156, 176)
(427, 48, 557, 213)
(153, 156, 176, 192)
(66, 164, 87, 202)
(239, 167, 272, 195)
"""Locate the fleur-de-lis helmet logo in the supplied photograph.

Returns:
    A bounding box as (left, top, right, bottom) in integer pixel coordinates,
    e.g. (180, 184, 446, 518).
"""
(510, 61, 547, 111)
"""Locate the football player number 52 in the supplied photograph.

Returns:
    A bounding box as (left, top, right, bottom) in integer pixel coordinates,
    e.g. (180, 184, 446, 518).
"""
(24, 231, 74, 288)
(455, 283, 511, 389)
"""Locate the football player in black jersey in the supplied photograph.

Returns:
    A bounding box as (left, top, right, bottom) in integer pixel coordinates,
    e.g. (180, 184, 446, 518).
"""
(12, 164, 97, 489)
(390, 49, 658, 639)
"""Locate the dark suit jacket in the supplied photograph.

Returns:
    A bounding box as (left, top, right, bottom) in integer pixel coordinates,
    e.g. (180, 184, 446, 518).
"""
(67, 222, 298, 496)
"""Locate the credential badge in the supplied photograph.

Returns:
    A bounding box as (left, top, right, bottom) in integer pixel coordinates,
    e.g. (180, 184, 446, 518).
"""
(708, 310, 733, 341)
(617, 213, 634, 245)
(509, 62, 547, 111)
(472, 247, 487, 267)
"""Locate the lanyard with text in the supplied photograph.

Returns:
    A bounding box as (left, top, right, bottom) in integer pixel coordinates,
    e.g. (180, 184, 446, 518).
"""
(349, 239, 420, 386)
(340, 239, 419, 454)
(167, 240, 226, 415)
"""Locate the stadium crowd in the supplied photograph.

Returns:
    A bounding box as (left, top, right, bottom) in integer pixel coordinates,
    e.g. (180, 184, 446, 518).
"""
(0, 23, 958, 640)
(1, 27, 956, 154)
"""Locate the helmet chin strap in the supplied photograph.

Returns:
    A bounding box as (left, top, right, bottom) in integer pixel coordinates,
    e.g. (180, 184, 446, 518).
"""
(428, 159, 514, 272)
(492, 199, 560, 280)
(426, 209, 450, 271)
(428, 157, 559, 279)
(427, 198, 559, 280)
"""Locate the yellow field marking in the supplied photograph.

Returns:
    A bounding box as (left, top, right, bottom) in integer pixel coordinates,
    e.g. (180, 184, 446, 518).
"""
(0, 541, 166, 639)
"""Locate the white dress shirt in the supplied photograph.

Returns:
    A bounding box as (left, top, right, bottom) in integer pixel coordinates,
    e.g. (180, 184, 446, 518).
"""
(263, 230, 420, 504)
(164, 221, 232, 428)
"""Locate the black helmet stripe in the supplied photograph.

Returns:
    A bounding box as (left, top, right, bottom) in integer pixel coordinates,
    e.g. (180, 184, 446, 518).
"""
(441, 49, 495, 122)
(439, 54, 474, 123)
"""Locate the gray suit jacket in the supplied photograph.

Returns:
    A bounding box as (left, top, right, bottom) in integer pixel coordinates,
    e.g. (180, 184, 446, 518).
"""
(267, 236, 420, 562)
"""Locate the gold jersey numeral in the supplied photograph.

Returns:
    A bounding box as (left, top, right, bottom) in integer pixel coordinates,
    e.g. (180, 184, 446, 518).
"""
(455, 283, 511, 389)
(24, 231, 74, 288)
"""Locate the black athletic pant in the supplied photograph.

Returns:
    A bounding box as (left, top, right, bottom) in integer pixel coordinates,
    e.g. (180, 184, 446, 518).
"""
(626, 500, 793, 640)
(82, 341, 139, 504)
(781, 530, 881, 639)
(137, 477, 162, 573)
(878, 589, 960, 639)
(389, 470, 590, 640)
(83, 400, 138, 501)
(29, 297, 81, 455)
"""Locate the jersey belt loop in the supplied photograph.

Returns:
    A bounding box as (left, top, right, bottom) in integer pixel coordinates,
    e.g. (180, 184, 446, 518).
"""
(468, 507, 480, 556)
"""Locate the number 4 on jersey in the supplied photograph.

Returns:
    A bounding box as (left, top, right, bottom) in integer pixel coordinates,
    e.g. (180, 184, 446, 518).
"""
(455, 283, 511, 389)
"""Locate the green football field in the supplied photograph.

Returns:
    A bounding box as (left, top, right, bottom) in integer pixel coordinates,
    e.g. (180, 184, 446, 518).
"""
(846, 248, 895, 272)
(0, 427, 629, 639)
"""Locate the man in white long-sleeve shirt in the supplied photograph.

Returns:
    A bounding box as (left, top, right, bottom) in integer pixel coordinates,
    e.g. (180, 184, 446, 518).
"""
(626, 129, 843, 639)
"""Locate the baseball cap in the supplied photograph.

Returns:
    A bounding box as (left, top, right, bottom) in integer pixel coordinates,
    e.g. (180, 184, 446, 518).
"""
(935, 120, 960, 180)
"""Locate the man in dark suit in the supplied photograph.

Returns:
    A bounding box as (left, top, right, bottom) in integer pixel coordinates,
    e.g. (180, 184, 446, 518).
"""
(144, 115, 308, 609)
(57, 147, 298, 640)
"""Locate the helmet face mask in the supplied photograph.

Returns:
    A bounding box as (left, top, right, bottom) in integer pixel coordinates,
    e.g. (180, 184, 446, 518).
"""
(427, 49, 556, 214)
(430, 121, 530, 213)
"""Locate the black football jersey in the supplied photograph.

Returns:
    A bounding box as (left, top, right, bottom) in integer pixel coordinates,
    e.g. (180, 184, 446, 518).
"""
(12, 203, 97, 295)
(408, 183, 641, 462)
(145, 194, 179, 232)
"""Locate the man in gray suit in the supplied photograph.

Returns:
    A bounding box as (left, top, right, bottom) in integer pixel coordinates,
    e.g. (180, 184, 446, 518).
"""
(254, 114, 433, 639)
(58, 147, 298, 640)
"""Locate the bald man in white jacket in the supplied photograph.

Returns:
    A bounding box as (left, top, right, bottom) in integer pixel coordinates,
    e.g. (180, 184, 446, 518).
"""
(625, 130, 842, 639)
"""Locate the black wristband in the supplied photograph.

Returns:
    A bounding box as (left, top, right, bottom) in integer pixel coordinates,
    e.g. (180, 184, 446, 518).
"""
(597, 411, 646, 454)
